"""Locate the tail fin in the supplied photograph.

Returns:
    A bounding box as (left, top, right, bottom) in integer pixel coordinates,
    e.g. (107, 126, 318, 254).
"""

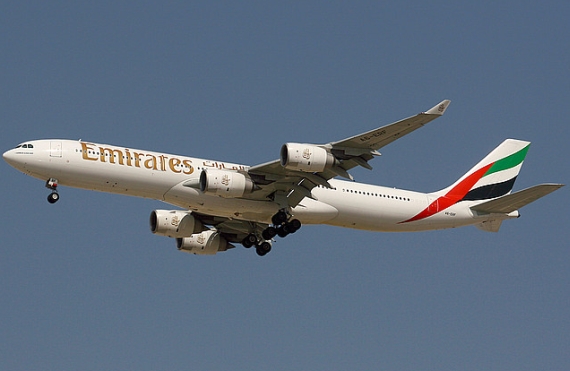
(434, 139, 530, 201)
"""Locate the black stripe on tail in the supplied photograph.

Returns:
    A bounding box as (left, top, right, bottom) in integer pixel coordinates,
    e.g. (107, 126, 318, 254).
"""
(461, 177, 517, 202)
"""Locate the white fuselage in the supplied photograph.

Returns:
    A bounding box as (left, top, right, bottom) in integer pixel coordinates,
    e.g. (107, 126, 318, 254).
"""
(3, 139, 507, 232)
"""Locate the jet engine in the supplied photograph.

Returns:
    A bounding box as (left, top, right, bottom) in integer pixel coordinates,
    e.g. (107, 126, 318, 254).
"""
(199, 169, 254, 198)
(280, 143, 336, 172)
(150, 210, 203, 238)
(176, 230, 232, 255)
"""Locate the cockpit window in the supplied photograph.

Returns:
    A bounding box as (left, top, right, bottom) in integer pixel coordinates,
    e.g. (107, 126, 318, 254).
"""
(16, 144, 34, 149)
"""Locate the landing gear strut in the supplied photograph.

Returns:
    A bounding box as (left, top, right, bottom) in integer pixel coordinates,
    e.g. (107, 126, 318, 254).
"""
(45, 178, 59, 204)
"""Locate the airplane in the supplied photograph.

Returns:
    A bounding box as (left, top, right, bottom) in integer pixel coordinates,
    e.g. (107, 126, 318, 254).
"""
(3, 100, 564, 256)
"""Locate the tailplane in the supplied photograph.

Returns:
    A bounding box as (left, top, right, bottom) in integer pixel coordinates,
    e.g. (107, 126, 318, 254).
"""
(471, 183, 564, 214)
(472, 183, 564, 232)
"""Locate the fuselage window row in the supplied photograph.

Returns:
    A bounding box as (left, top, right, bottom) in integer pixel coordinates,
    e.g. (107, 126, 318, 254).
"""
(341, 188, 411, 201)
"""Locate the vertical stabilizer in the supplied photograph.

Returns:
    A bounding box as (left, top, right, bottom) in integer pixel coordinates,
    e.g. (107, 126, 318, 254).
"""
(435, 139, 530, 201)
(401, 139, 530, 224)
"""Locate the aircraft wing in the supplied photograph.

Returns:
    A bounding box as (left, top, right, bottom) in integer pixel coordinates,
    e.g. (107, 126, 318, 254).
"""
(328, 99, 451, 155)
(246, 100, 451, 208)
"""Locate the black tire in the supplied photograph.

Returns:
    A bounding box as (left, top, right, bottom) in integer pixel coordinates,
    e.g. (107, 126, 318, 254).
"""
(255, 242, 271, 256)
(287, 219, 302, 233)
(272, 211, 288, 226)
(259, 242, 271, 253)
(262, 226, 277, 240)
(47, 193, 59, 204)
(255, 247, 267, 256)
(242, 234, 256, 248)
(242, 233, 257, 248)
(276, 226, 289, 238)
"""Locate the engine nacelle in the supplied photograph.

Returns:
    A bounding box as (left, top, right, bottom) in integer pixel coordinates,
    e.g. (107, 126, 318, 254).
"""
(280, 143, 336, 172)
(150, 210, 203, 238)
(176, 230, 231, 255)
(199, 169, 254, 198)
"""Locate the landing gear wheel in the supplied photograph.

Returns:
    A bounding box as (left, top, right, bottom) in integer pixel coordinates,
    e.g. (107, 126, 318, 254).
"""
(272, 210, 288, 226)
(256, 242, 272, 256)
(47, 192, 59, 204)
(255, 248, 267, 256)
(285, 219, 301, 234)
(242, 234, 257, 248)
(262, 226, 277, 240)
(287, 219, 301, 233)
(276, 226, 289, 238)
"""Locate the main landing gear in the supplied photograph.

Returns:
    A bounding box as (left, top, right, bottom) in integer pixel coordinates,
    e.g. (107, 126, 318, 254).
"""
(269, 210, 301, 238)
(241, 209, 302, 257)
(241, 233, 273, 256)
(45, 178, 60, 204)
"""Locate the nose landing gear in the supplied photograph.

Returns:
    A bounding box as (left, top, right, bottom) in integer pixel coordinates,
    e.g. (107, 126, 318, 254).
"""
(45, 178, 59, 204)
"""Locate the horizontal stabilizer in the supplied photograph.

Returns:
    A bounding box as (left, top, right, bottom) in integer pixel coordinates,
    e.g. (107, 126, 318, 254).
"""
(471, 183, 564, 214)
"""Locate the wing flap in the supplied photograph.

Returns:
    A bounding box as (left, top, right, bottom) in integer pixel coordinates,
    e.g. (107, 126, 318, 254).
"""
(471, 183, 564, 214)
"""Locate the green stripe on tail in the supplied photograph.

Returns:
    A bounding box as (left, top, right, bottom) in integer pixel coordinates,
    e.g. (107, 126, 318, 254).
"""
(484, 144, 530, 177)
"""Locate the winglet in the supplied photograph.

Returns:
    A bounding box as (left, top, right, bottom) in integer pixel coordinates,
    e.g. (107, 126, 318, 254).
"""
(424, 100, 451, 116)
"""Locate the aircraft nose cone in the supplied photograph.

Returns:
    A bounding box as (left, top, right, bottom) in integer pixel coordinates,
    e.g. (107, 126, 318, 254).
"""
(3, 149, 13, 162)
(3, 149, 20, 168)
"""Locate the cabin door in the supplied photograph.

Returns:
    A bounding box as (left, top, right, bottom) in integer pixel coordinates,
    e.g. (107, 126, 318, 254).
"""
(50, 141, 62, 157)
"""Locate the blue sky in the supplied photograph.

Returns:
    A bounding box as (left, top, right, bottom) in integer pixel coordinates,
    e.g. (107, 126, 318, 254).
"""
(1, 1, 569, 370)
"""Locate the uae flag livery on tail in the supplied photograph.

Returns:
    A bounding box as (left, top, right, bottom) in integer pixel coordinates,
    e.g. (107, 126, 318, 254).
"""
(402, 139, 530, 223)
